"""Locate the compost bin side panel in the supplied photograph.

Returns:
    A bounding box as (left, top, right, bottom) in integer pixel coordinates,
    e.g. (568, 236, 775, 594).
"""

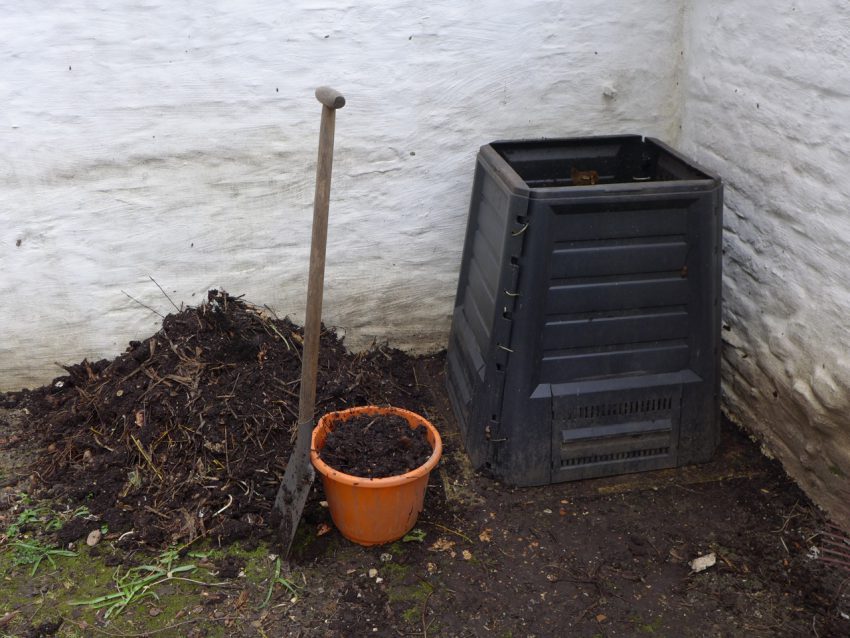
(446, 159, 490, 468)
(677, 184, 723, 464)
(446, 151, 527, 471)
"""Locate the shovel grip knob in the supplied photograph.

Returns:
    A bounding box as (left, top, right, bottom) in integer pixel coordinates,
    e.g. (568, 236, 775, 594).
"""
(315, 86, 346, 110)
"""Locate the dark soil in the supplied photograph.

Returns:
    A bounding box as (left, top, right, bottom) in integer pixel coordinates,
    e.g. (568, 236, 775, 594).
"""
(3, 290, 431, 548)
(319, 414, 432, 478)
(22, 620, 63, 638)
(310, 369, 850, 638)
(1, 292, 848, 637)
(54, 516, 90, 545)
(213, 555, 244, 579)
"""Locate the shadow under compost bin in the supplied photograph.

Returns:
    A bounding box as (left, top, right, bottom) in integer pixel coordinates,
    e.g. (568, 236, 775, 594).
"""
(446, 135, 723, 486)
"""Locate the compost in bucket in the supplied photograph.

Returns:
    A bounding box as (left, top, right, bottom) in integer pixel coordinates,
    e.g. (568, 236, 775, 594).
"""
(318, 413, 432, 478)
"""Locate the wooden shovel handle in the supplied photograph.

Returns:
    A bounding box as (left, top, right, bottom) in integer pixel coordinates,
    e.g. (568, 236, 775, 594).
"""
(293, 89, 343, 458)
(315, 86, 346, 110)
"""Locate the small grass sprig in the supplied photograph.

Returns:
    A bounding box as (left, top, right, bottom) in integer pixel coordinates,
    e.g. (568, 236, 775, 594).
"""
(10, 539, 77, 576)
(259, 557, 302, 608)
(5, 505, 52, 539)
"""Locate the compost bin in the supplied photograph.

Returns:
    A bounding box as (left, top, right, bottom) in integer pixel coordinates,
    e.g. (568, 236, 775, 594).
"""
(446, 135, 723, 486)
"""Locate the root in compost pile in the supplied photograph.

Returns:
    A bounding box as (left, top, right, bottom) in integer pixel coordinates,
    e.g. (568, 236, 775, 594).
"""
(8, 290, 433, 547)
(319, 414, 432, 478)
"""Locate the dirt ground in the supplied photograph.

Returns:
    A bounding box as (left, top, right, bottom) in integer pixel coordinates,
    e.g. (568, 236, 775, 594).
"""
(1, 293, 848, 637)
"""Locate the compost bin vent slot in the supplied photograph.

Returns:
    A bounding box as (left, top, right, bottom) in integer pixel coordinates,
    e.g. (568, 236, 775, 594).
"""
(560, 446, 671, 467)
(556, 389, 678, 470)
(568, 395, 673, 422)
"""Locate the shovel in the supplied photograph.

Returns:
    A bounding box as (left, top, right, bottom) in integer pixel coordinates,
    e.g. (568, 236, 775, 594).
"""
(273, 86, 346, 556)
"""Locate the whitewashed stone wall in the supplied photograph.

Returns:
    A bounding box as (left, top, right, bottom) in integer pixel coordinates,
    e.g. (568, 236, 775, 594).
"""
(0, 0, 685, 390)
(680, 0, 850, 525)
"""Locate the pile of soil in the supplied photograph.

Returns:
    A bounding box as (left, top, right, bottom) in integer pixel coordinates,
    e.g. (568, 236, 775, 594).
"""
(3, 290, 434, 547)
(319, 413, 432, 478)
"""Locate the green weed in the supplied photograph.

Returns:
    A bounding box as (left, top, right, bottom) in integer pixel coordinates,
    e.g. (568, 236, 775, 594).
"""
(5, 505, 50, 538)
(630, 614, 665, 634)
(5, 502, 92, 539)
(402, 528, 426, 543)
(259, 557, 302, 608)
(10, 539, 77, 576)
(402, 606, 420, 622)
(70, 548, 205, 618)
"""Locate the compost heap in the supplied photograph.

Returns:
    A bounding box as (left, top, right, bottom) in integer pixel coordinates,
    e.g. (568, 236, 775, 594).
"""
(6, 290, 431, 547)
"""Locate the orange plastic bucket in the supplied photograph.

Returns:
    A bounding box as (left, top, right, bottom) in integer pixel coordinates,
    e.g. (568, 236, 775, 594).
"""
(311, 406, 442, 546)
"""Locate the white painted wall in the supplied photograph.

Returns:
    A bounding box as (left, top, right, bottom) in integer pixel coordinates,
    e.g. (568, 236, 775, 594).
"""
(0, 0, 685, 391)
(680, 0, 850, 525)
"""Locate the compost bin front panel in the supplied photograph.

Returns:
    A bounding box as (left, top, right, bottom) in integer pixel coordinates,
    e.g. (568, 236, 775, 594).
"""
(535, 193, 709, 385)
(539, 191, 694, 480)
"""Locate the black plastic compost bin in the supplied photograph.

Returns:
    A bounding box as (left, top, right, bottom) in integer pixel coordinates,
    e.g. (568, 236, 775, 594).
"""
(446, 135, 722, 486)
